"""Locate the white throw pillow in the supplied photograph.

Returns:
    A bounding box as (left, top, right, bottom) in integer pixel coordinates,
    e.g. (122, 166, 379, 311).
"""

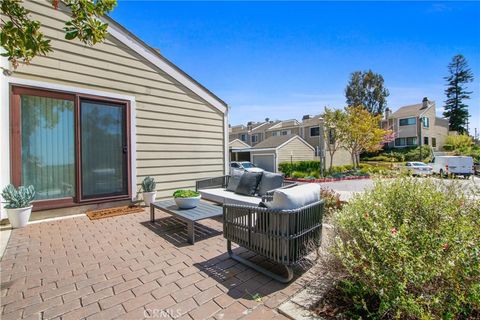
(269, 183, 320, 210)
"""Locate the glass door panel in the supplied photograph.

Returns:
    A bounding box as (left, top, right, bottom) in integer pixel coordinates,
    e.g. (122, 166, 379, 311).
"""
(20, 95, 75, 200)
(80, 100, 128, 199)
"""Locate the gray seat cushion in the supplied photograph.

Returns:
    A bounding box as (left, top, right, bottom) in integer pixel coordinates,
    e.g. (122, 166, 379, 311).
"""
(257, 172, 284, 196)
(198, 188, 261, 206)
(235, 172, 263, 196)
(226, 170, 243, 192)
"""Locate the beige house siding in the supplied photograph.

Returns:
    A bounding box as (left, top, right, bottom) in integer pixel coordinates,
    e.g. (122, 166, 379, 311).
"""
(277, 138, 314, 164)
(327, 148, 352, 167)
(303, 124, 322, 149)
(10, 0, 226, 200)
(430, 119, 449, 150)
(396, 119, 418, 139)
(265, 127, 300, 139)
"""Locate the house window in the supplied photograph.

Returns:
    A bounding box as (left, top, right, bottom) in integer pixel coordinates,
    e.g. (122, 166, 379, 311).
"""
(422, 117, 430, 128)
(406, 137, 417, 146)
(424, 137, 428, 145)
(272, 131, 279, 137)
(240, 134, 247, 142)
(251, 134, 258, 143)
(432, 138, 437, 147)
(399, 117, 417, 126)
(395, 138, 405, 146)
(328, 128, 335, 145)
(11, 86, 131, 209)
(310, 127, 320, 137)
(395, 137, 417, 147)
(281, 130, 291, 136)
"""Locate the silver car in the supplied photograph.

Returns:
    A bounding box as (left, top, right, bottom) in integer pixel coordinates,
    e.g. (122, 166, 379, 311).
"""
(405, 162, 433, 176)
(230, 161, 264, 173)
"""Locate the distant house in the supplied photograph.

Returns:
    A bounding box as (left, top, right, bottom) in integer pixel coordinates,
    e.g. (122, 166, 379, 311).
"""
(230, 135, 315, 173)
(381, 97, 449, 150)
(0, 0, 228, 219)
(229, 115, 352, 168)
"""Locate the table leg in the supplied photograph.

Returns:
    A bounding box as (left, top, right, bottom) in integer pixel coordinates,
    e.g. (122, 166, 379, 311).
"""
(187, 221, 195, 244)
(150, 204, 155, 222)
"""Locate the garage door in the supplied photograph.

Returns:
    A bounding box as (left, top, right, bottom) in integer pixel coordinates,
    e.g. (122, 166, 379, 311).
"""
(252, 154, 276, 172)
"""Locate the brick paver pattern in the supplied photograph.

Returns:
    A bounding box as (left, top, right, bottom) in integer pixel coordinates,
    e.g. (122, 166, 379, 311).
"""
(0, 209, 309, 319)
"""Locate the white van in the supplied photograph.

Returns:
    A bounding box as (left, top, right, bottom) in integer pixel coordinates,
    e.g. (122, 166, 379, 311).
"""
(430, 156, 474, 177)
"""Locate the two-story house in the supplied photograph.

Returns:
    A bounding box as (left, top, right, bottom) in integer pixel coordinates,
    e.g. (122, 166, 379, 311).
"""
(228, 120, 280, 146)
(381, 97, 449, 150)
(230, 114, 352, 168)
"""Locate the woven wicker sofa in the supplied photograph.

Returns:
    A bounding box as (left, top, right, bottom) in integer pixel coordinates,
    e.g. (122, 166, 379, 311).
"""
(196, 176, 324, 283)
(223, 194, 324, 283)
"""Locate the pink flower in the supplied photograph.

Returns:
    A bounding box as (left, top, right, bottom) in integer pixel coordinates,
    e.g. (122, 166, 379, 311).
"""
(391, 227, 397, 235)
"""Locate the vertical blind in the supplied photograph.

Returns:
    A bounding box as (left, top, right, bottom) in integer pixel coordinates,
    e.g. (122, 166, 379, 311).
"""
(81, 101, 126, 198)
(21, 95, 75, 200)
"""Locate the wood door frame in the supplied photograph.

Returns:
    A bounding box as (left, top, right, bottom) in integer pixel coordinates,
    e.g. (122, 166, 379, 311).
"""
(10, 85, 132, 211)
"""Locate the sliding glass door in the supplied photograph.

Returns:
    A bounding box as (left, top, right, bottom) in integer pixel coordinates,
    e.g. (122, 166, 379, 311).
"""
(19, 94, 75, 200)
(11, 86, 131, 210)
(80, 100, 128, 199)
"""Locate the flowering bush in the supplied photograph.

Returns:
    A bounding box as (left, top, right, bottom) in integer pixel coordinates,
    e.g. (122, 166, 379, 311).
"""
(334, 178, 480, 319)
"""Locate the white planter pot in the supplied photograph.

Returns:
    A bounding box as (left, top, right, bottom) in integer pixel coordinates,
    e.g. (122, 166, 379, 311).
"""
(6, 206, 33, 229)
(174, 195, 201, 209)
(143, 192, 156, 207)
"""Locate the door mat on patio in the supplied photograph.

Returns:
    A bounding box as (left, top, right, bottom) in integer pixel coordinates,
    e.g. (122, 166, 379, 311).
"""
(86, 206, 145, 220)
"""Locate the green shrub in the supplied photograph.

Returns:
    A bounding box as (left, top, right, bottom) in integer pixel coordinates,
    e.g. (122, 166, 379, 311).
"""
(404, 145, 431, 162)
(291, 171, 307, 179)
(334, 178, 480, 319)
(362, 147, 432, 162)
(173, 190, 200, 198)
(279, 161, 322, 177)
(444, 134, 474, 150)
(309, 170, 320, 179)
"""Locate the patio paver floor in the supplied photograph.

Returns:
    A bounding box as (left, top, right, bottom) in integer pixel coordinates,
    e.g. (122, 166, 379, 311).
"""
(0, 208, 314, 319)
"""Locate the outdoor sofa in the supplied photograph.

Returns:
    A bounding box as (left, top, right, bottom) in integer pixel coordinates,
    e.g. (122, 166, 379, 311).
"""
(195, 171, 296, 206)
(196, 172, 324, 283)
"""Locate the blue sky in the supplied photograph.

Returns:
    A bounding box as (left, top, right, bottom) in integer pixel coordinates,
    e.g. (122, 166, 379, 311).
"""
(111, 1, 480, 135)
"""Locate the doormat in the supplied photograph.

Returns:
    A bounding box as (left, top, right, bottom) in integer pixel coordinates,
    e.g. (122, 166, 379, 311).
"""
(86, 206, 145, 220)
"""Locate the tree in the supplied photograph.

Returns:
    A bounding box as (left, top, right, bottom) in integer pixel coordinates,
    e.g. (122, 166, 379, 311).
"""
(1, 0, 116, 68)
(322, 107, 346, 171)
(345, 70, 389, 115)
(443, 54, 474, 134)
(338, 105, 393, 168)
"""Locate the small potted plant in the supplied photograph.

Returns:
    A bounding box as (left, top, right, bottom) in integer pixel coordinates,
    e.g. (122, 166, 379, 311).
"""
(1, 184, 35, 229)
(141, 176, 157, 207)
(173, 190, 201, 209)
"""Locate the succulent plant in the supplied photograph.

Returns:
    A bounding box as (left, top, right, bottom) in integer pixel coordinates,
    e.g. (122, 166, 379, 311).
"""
(141, 176, 156, 193)
(1, 184, 35, 209)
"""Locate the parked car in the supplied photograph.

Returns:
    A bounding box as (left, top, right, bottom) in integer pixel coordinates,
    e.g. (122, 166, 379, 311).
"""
(474, 162, 480, 176)
(430, 156, 474, 178)
(230, 161, 264, 173)
(404, 162, 433, 176)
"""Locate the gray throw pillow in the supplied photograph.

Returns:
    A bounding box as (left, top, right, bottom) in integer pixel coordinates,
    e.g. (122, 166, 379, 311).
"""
(235, 172, 263, 196)
(257, 171, 284, 196)
(226, 171, 243, 192)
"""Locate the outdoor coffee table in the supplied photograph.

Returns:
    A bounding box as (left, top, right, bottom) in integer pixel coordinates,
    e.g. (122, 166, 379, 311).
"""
(150, 199, 223, 244)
